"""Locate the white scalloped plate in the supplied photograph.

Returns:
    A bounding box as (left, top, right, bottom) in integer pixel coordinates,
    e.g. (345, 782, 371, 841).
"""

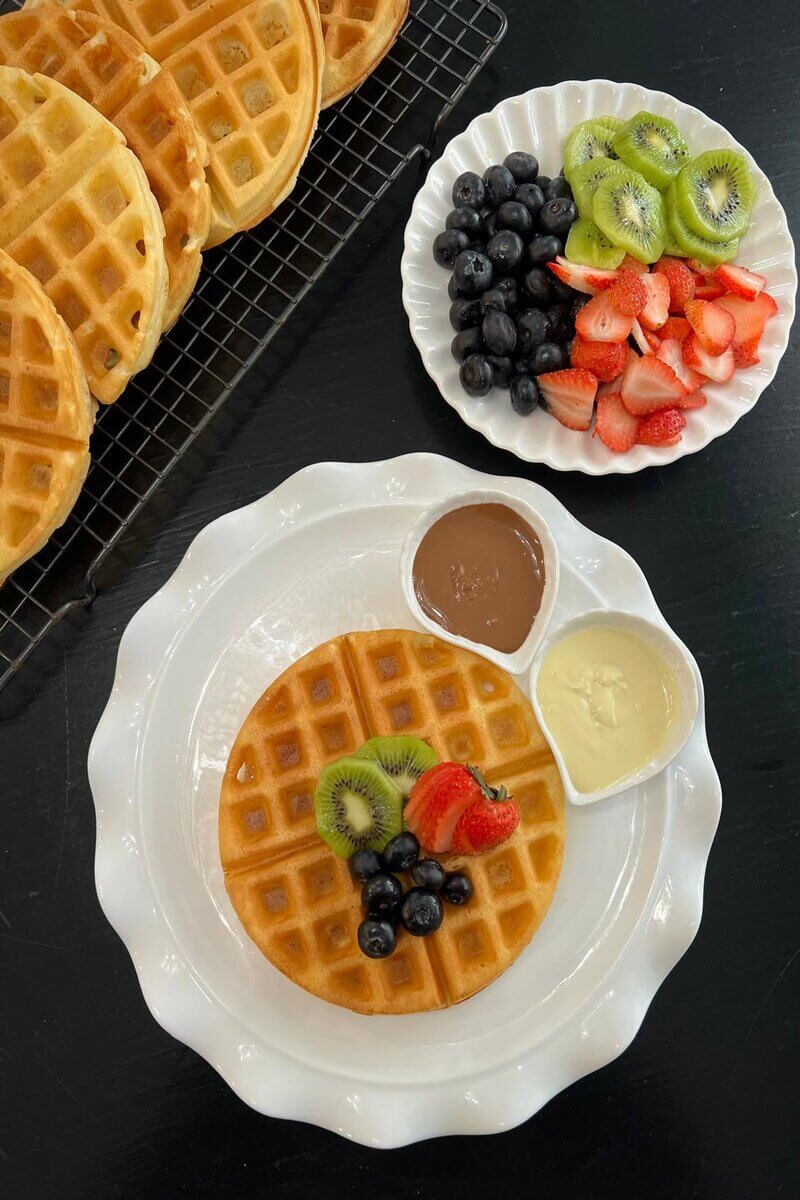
(401, 81, 796, 473)
(89, 455, 721, 1146)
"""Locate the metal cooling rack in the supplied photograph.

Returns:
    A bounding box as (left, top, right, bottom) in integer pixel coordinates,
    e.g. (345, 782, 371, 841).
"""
(0, 0, 506, 693)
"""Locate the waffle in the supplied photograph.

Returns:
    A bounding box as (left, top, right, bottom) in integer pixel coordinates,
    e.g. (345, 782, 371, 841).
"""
(0, 247, 93, 580)
(0, 5, 210, 329)
(220, 630, 566, 1015)
(0, 67, 167, 404)
(31, 0, 325, 247)
(316, 0, 408, 107)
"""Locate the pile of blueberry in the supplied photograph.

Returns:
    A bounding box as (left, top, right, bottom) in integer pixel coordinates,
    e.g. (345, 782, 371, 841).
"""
(351, 831, 472, 959)
(432, 152, 583, 414)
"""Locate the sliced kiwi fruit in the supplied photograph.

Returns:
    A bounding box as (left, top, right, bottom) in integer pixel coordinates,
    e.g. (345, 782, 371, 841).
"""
(592, 167, 666, 263)
(613, 111, 689, 191)
(665, 182, 739, 265)
(354, 736, 438, 798)
(315, 756, 403, 858)
(570, 156, 628, 219)
(563, 119, 619, 181)
(565, 218, 626, 268)
(597, 114, 625, 132)
(674, 149, 756, 243)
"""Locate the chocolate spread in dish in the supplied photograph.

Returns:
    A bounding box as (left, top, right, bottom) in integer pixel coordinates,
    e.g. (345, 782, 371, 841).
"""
(412, 503, 546, 654)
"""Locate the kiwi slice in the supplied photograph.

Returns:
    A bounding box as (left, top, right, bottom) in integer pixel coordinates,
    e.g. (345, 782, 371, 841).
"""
(565, 218, 626, 268)
(597, 114, 625, 132)
(592, 168, 666, 263)
(315, 756, 403, 858)
(665, 182, 739, 266)
(563, 119, 619, 181)
(674, 149, 756, 243)
(612, 111, 689, 191)
(570, 156, 628, 219)
(354, 736, 438, 798)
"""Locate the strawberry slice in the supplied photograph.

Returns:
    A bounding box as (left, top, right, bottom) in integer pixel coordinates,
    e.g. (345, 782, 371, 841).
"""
(682, 334, 735, 383)
(657, 338, 704, 393)
(629, 317, 652, 356)
(653, 256, 696, 313)
(639, 271, 670, 330)
(678, 389, 708, 410)
(694, 279, 727, 300)
(620, 353, 687, 415)
(608, 269, 647, 316)
(733, 336, 761, 368)
(686, 258, 714, 278)
(451, 793, 520, 856)
(684, 299, 735, 354)
(661, 316, 691, 341)
(594, 391, 641, 452)
(619, 254, 649, 274)
(715, 292, 778, 356)
(406, 762, 482, 854)
(575, 290, 634, 343)
(570, 337, 628, 382)
(714, 263, 766, 301)
(538, 368, 597, 430)
(637, 407, 687, 446)
(547, 256, 619, 295)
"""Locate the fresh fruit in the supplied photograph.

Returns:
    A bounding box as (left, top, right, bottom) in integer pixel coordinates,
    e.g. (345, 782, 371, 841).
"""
(620, 353, 686, 415)
(713, 262, 766, 301)
(361, 871, 403, 915)
(653, 256, 695, 312)
(451, 328, 483, 361)
(483, 163, 516, 208)
(504, 150, 539, 183)
(594, 390, 641, 452)
(694, 278, 727, 300)
(638, 271, 670, 330)
(487, 355, 513, 388)
(531, 342, 569, 374)
(442, 871, 473, 905)
(451, 789, 520, 856)
(569, 156, 628, 219)
(575, 290, 634, 342)
(597, 114, 625, 132)
(637, 407, 687, 445)
(382, 831, 421, 873)
(563, 119, 619, 180)
(406, 762, 483, 853)
(715, 291, 777, 357)
(446, 206, 483, 238)
(571, 337, 628, 382)
(357, 918, 396, 959)
(619, 253, 649, 274)
(496, 276, 520, 305)
(684, 299, 735, 354)
(608, 269, 648, 316)
(410, 858, 447, 891)
(452, 171, 485, 209)
(664, 183, 739, 265)
(539, 197, 578, 238)
(657, 338, 704, 394)
(496, 200, 534, 238)
(675, 149, 756, 243)
(487, 230, 525, 274)
(537, 368, 598, 430)
(565, 217, 626, 268)
(682, 335, 736, 382)
(480, 286, 512, 315)
(547, 255, 619, 294)
(732, 339, 761, 368)
(630, 318, 659, 355)
(433, 229, 469, 267)
(449, 297, 481, 331)
(315, 757, 403, 858)
(613, 111, 690, 190)
(517, 308, 553, 354)
(593, 168, 667, 263)
(453, 248, 493, 295)
(349, 849, 384, 883)
(514, 182, 546, 222)
(482, 311, 518, 355)
(400, 888, 444, 936)
(677, 389, 708, 410)
(460, 354, 494, 395)
(510, 374, 539, 415)
(546, 175, 573, 201)
(661, 315, 691, 341)
(527, 233, 563, 265)
(522, 267, 552, 306)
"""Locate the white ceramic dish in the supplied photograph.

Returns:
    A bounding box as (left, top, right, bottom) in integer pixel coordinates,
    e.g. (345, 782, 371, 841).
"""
(529, 609, 699, 806)
(401, 80, 797, 474)
(89, 454, 721, 1146)
(399, 487, 559, 675)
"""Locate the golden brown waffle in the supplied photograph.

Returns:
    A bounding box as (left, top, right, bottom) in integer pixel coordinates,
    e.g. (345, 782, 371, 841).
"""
(32, 0, 325, 247)
(0, 247, 93, 580)
(0, 67, 168, 404)
(220, 630, 566, 1015)
(316, 0, 408, 107)
(0, 5, 210, 329)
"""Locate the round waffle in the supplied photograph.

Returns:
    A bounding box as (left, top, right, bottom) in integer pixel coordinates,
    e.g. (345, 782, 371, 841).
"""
(0, 5, 210, 329)
(0, 67, 168, 404)
(220, 629, 566, 1016)
(317, 0, 408, 107)
(0, 247, 93, 580)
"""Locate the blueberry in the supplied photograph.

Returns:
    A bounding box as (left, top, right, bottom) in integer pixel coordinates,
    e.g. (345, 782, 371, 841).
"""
(495, 200, 532, 238)
(527, 234, 563, 266)
(382, 831, 420, 872)
(451, 327, 483, 361)
(445, 206, 483, 238)
(514, 182, 545, 223)
(350, 849, 384, 883)
(400, 887, 444, 936)
(452, 171, 485, 210)
(487, 355, 513, 389)
(539, 198, 578, 238)
(482, 163, 515, 209)
(480, 286, 511, 316)
(517, 308, 553, 355)
(482, 211, 498, 241)
(447, 274, 462, 301)
(548, 273, 576, 304)
(523, 267, 552, 308)
(449, 297, 481, 331)
(496, 277, 519, 307)
(358, 918, 396, 959)
(433, 228, 469, 268)
(547, 174, 573, 202)
(571, 294, 591, 320)
(531, 341, 568, 375)
(460, 353, 494, 396)
(487, 229, 524, 274)
(410, 858, 447, 891)
(453, 249, 493, 296)
(546, 303, 571, 342)
(513, 356, 531, 375)
(482, 311, 517, 356)
(442, 871, 473, 905)
(510, 374, 540, 416)
(504, 151, 539, 183)
(536, 175, 552, 193)
(361, 872, 403, 916)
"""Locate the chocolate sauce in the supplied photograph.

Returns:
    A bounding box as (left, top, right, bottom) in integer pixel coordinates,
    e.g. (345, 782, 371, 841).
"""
(412, 503, 546, 654)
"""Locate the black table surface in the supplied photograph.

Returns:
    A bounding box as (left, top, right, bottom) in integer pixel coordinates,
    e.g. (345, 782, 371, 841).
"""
(1, 2, 798, 1196)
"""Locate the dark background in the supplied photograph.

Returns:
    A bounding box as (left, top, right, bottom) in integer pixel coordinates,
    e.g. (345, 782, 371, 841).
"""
(1, 1, 798, 1196)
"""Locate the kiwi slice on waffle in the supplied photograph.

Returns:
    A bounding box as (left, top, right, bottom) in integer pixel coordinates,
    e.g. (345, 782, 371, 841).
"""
(563, 119, 619, 181)
(354, 736, 438, 798)
(613, 111, 690, 191)
(674, 149, 756, 243)
(592, 167, 667, 263)
(570, 156, 629, 219)
(565, 218, 626, 268)
(665, 182, 739, 266)
(315, 756, 403, 857)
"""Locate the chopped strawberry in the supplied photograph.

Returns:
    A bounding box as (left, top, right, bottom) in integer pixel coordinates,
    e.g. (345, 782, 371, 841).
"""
(538, 368, 598, 431)
(594, 391, 641, 452)
(637, 408, 687, 446)
(682, 334, 735, 383)
(575, 290, 634, 343)
(620, 353, 687, 415)
(406, 762, 481, 853)
(547, 256, 619, 295)
(608, 269, 648, 316)
(694, 279, 727, 300)
(639, 271, 670, 330)
(684, 299, 735, 355)
(451, 787, 520, 856)
(661, 316, 691, 341)
(619, 254, 649, 274)
(657, 338, 704, 393)
(570, 337, 628, 382)
(715, 292, 778, 355)
(653, 256, 695, 313)
(714, 263, 766, 301)
(686, 258, 714, 278)
(678, 389, 708, 410)
(733, 336, 761, 368)
(629, 318, 660, 355)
